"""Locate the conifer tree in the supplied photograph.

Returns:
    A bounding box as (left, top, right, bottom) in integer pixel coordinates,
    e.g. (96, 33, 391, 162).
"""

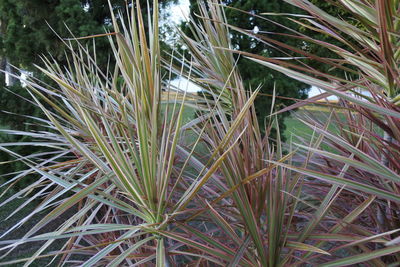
(0, 0, 175, 182)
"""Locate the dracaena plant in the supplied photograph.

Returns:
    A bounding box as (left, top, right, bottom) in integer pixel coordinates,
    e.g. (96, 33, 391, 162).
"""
(229, 0, 400, 264)
(1, 0, 399, 266)
(2, 0, 285, 264)
(155, 1, 400, 266)
(0, 0, 257, 265)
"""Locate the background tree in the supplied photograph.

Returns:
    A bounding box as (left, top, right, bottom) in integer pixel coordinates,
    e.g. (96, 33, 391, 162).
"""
(185, 0, 309, 135)
(184, 0, 354, 136)
(0, 0, 176, 72)
(0, 0, 175, 183)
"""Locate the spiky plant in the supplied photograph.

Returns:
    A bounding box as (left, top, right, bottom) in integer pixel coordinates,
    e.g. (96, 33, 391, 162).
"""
(233, 0, 400, 264)
(0, 0, 247, 265)
(158, 1, 400, 265)
(2, 0, 400, 266)
(0, 0, 272, 264)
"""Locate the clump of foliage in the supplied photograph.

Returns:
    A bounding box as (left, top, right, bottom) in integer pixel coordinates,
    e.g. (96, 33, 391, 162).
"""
(243, 0, 400, 264)
(0, 0, 399, 266)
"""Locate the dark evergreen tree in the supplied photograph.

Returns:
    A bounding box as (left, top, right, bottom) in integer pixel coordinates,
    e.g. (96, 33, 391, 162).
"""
(184, 1, 355, 138)
(0, 0, 175, 71)
(227, 1, 310, 132)
(184, 0, 310, 135)
(0, 0, 175, 184)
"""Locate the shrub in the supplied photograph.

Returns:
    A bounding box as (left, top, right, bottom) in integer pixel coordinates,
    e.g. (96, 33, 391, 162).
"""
(0, 0, 399, 265)
(242, 0, 400, 264)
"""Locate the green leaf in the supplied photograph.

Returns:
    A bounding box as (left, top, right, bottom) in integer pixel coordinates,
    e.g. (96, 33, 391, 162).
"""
(286, 241, 331, 255)
(321, 246, 400, 266)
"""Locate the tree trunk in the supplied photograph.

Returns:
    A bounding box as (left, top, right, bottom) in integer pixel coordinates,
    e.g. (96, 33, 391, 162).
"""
(5, 60, 17, 86)
(0, 57, 6, 85)
(0, 18, 7, 85)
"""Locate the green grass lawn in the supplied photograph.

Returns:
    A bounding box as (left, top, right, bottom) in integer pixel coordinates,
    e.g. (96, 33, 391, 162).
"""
(283, 106, 345, 142)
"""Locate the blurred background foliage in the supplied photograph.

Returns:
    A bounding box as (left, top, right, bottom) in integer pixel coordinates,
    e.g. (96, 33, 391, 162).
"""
(0, 0, 176, 185)
(184, 0, 358, 134)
